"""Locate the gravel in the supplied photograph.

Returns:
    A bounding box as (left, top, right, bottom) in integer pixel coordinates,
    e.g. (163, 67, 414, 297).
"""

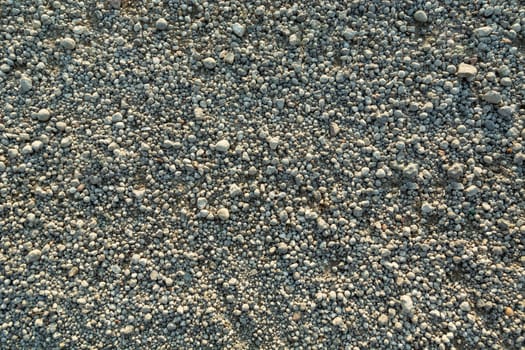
(0, 0, 524, 349)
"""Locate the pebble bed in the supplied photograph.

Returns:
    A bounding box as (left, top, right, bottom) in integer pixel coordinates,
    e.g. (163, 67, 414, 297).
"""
(1, 0, 524, 349)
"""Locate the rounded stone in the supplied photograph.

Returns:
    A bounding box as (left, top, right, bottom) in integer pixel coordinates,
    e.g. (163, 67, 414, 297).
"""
(35, 108, 51, 122)
(20, 75, 33, 92)
(156, 18, 168, 30)
(414, 10, 428, 23)
(26, 249, 42, 263)
(214, 139, 230, 152)
(202, 57, 216, 69)
(459, 301, 471, 312)
(378, 314, 389, 326)
(61, 37, 76, 50)
(197, 197, 208, 209)
(217, 208, 230, 221)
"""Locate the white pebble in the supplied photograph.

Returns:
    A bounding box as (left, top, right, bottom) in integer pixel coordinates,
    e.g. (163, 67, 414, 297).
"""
(34, 108, 51, 122)
(214, 139, 230, 152)
(378, 314, 389, 326)
(197, 197, 208, 209)
(459, 301, 471, 312)
(217, 208, 230, 220)
(332, 316, 344, 327)
(31, 140, 44, 151)
(400, 294, 414, 315)
(194, 107, 206, 121)
(120, 325, 134, 335)
(60, 136, 73, 147)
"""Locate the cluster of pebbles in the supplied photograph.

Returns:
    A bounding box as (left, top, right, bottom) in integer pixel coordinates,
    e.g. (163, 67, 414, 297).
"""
(1, 0, 524, 349)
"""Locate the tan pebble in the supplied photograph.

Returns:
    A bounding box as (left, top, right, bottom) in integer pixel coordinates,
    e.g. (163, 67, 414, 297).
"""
(504, 307, 514, 316)
(68, 266, 79, 277)
(292, 312, 302, 321)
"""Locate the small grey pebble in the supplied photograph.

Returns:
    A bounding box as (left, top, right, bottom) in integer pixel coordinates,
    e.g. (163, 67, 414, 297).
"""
(465, 185, 479, 197)
(482, 91, 502, 104)
(156, 18, 168, 30)
(413, 10, 428, 23)
(20, 75, 33, 92)
(108, 0, 121, 9)
(232, 23, 246, 37)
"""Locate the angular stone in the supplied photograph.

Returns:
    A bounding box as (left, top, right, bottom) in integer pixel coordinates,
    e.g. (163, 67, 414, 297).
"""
(474, 26, 493, 37)
(403, 163, 419, 179)
(329, 122, 340, 137)
(497, 105, 514, 118)
(268, 137, 279, 150)
(232, 23, 246, 37)
(482, 91, 502, 104)
(194, 107, 206, 121)
(400, 294, 414, 315)
(457, 63, 477, 80)
(465, 185, 479, 197)
(447, 163, 464, 179)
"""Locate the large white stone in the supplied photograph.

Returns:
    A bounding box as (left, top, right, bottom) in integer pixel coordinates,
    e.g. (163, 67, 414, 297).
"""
(215, 139, 230, 152)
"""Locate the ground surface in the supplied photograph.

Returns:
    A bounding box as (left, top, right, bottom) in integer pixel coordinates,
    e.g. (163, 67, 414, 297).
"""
(0, 0, 524, 349)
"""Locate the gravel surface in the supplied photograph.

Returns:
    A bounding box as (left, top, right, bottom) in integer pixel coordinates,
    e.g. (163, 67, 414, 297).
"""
(1, 0, 524, 349)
